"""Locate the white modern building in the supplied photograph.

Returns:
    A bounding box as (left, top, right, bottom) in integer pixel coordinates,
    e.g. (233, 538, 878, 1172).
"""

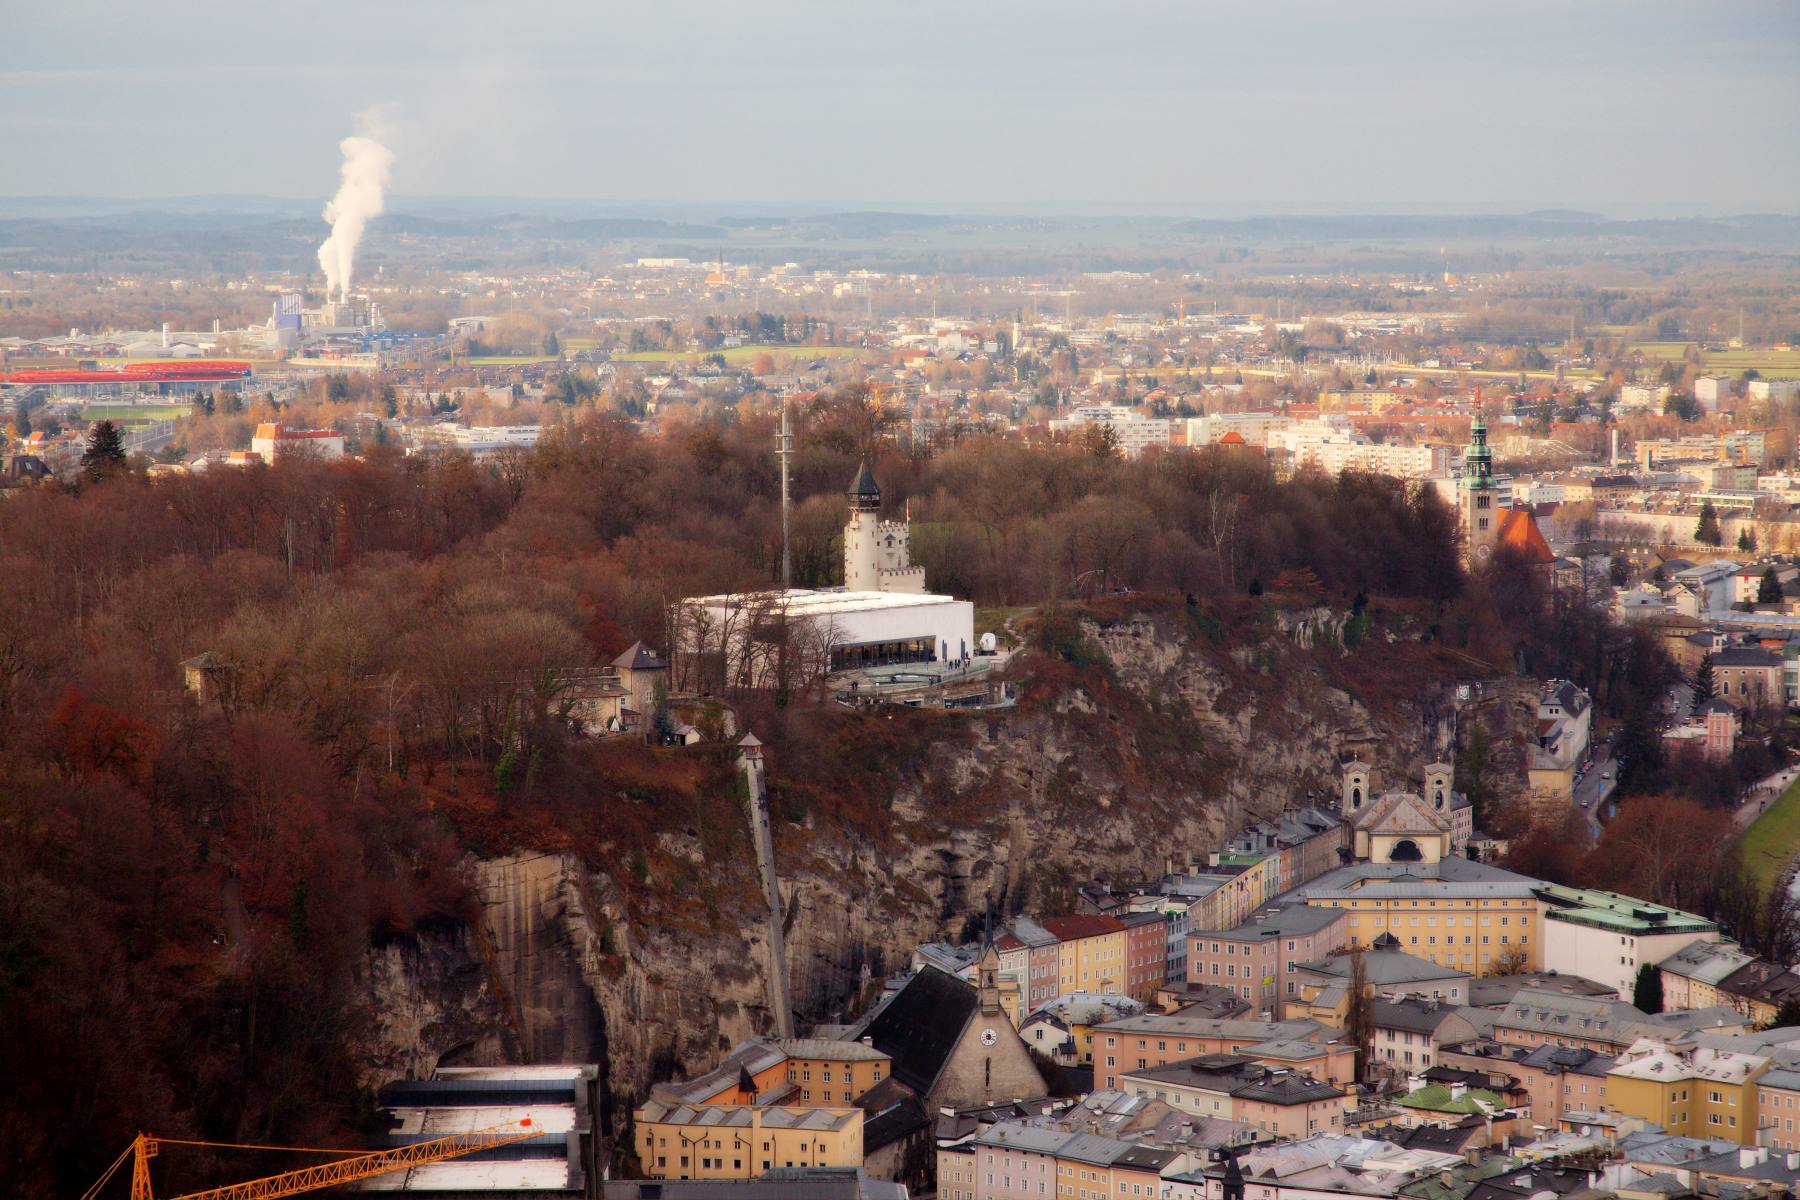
(1049, 404, 1172, 457)
(411, 424, 542, 459)
(1535, 884, 1721, 999)
(678, 588, 974, 679)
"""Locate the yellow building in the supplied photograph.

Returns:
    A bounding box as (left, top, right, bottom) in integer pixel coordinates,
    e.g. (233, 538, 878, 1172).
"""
(1302, 878, 1540, 977)
(1041, 915, 1129, 996)
(633, 1103, 864, 1180)
(1604, 1040, 1769, 1145)
(779, 1039, 891, 1106)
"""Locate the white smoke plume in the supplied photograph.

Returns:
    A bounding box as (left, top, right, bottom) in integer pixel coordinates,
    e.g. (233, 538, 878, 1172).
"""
(316, 132, 394, 302)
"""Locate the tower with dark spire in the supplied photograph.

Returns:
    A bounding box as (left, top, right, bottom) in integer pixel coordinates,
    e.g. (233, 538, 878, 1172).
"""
(843, 460, 925, 593)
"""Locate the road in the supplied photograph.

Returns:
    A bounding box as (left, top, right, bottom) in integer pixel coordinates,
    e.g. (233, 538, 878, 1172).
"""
(1570, 737, 1616, 844)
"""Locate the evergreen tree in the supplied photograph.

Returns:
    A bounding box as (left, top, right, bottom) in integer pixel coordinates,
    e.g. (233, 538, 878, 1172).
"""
(1695, 499, 1723, 547)
(1694, 652, 1717, 703)
(1457, 721, 1497, 830)
(80, 420, 127, 481)
(1760, 567, 1782, 605)
(1633, 962, 1664, 1014)
(1344, 948, 1373, 1083)
(1772, 998, 1800, 1030)
(380, 384, 398, 419)
(1739, 527, 1758, 553)
(16, 408, 30, 437)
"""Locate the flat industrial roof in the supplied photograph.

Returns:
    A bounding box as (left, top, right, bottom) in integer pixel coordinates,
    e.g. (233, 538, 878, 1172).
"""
(359, 1159, 575, 1192)
(388, 1106, 575, 1136)
(687, 589, 967, 617)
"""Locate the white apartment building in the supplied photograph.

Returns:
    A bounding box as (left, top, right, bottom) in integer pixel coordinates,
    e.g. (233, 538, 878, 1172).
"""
(1185, 412, 1291, 447)
(1694, 376, 1733, 412)
(1617, 383, 1671, 412)
(1292, 439, 1451, 479)
(1748, 379, 1800, 404)
(1049, 405, 1171, 457)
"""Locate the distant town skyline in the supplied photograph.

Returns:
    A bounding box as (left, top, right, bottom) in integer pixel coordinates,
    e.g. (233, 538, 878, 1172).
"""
(5, 0, 1798, 213)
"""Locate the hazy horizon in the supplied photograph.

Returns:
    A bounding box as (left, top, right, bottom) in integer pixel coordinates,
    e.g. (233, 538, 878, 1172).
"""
(6, 0, 1797, 215)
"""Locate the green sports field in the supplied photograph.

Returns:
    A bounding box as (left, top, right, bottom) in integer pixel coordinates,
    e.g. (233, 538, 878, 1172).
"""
(1740, 774, 1800, 892)
(1629, 343, 1800, 378)
(610, 344, 861, 366)
(80, 404, 193, 422)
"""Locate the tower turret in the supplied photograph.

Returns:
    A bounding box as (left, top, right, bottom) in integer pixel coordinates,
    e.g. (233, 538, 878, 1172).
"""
(847, 461, 881, 512)
(1460, 401, 1501, 567)
(843, 461, 926, 594)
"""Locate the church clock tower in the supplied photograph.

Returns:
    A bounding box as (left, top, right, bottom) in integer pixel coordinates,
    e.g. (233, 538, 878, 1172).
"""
(1460, 406, 1500, 568)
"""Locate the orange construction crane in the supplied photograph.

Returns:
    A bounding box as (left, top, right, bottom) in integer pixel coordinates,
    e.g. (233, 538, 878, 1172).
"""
(81, 1118, 539, 1200)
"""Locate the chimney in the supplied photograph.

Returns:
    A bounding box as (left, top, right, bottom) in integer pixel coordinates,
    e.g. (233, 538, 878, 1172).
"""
(861, 1036, 873, 1047)
(161, 322, 171, 348)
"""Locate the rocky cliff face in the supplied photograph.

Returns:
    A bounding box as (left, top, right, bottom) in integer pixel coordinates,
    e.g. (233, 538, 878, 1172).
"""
(358, 600, 1534, 1134)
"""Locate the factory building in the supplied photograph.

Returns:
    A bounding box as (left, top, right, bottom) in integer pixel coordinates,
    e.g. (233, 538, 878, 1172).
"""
(361, 1065, 603, 1199)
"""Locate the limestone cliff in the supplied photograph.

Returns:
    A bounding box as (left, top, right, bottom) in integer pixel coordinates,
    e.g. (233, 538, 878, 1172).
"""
(358, 599, 1535, 1137)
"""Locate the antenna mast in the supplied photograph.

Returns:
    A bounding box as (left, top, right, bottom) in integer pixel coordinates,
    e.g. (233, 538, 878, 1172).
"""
(778, 396, 793, 588)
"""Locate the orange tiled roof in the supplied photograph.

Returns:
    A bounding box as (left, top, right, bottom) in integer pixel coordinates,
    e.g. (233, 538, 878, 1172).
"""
(1497, 507, 1555, 564)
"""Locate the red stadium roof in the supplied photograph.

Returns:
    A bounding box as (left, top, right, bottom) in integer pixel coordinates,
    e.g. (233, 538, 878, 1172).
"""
(0, 361, 252, 385)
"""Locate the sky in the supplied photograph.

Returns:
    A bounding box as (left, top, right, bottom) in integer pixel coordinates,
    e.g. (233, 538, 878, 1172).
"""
(4, 0, 1798, 215)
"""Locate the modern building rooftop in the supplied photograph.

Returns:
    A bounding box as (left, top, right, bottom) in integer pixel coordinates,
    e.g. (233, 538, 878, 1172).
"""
(1535, 883, 1718, 936)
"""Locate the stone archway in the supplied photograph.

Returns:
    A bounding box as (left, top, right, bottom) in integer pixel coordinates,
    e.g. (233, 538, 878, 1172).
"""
(1389, 838, 1423, 863)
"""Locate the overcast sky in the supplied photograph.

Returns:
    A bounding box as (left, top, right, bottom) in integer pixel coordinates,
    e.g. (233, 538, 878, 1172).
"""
(5, 0, 1797, 215)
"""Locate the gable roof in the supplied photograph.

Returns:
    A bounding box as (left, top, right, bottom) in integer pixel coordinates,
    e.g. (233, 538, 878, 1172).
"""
(1351, 790, 1451, 837)
(611, 640, 668, 671)
(1497, 506, 1555, 564)
(850, 967, 976, 1096)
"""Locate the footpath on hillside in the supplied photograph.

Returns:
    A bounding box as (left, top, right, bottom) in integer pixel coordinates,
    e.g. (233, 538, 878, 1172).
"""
(1738, 766, 1800, 892)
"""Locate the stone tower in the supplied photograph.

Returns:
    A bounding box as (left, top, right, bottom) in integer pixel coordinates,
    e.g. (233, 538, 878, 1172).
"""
(842, 461, 926, 594)
(1460, 406, 1501, 568)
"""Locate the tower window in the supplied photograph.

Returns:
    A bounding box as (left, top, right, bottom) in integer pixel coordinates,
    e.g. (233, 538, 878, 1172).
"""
(1476, 495, 1490, 509)
(1477, 518, 1488, 530)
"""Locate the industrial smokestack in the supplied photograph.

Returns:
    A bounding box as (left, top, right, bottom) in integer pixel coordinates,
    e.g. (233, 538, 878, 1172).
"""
(316, 130, 394, 303)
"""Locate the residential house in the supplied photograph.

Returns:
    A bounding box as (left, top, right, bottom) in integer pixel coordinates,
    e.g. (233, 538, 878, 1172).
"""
(1605, 1038, 1771, 1145)
(1286, 934, 1472, 1024)
(1040, 915, 1131, 998)
(1092, 1015, 1339, 1092)
(1370, 999, 1481, 1074)
(1713, 646, 1782, 709)
(1187, 906, 1348, 1015)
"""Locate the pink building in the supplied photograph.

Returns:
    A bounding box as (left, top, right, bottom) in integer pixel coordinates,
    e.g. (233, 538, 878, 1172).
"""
(968, 1124, 1065, 1200)
(1187, 906, 1346, 1013)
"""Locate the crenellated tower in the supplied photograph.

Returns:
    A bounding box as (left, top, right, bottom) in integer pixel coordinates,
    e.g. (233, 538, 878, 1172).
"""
(843, 462, 926, 593)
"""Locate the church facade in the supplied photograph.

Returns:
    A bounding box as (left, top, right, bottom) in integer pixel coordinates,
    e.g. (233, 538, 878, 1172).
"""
(1340, 760, 1471, 863)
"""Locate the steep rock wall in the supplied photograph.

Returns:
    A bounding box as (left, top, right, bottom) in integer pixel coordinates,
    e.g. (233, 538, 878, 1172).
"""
(358, 603, 1535, 1129)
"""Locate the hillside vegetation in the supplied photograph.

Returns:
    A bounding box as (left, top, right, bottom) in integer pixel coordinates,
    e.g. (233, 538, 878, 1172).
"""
(0, 392, 1642, 1198)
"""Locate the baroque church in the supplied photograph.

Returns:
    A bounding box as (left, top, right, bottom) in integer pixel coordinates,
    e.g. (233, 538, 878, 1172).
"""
(1339, 759, 1473, 864)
